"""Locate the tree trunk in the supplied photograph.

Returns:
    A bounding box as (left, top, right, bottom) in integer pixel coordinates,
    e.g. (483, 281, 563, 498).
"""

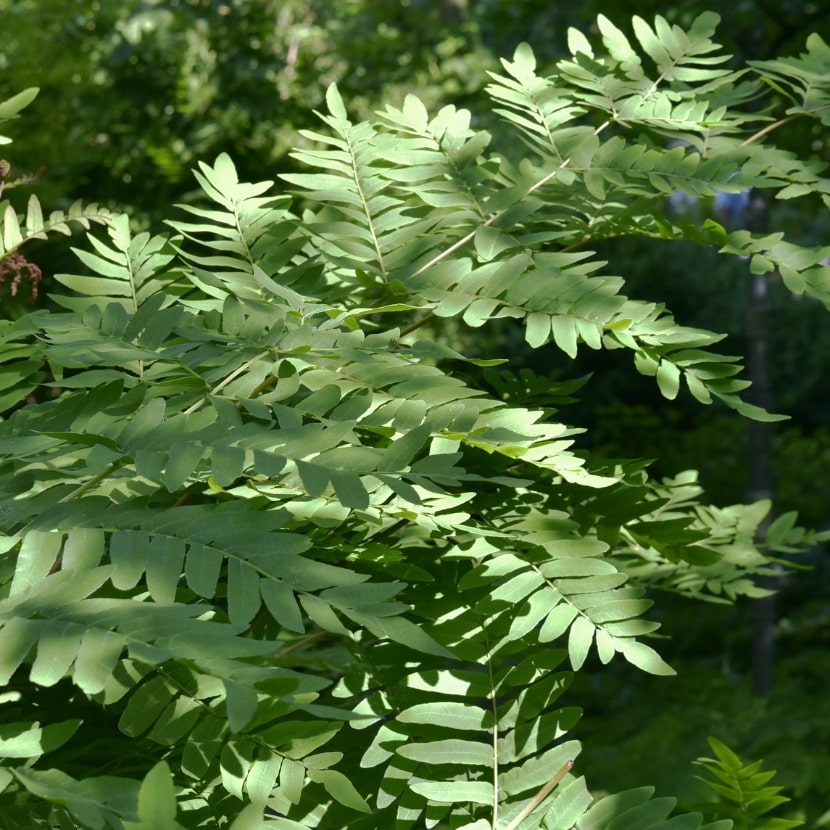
(746, 258, 777, 696)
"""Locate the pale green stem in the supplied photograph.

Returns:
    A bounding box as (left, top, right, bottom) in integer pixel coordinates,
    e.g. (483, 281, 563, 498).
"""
(183, 349, 271, 415)
(58, 460, 127, 502)
(503, 760, 573, 830)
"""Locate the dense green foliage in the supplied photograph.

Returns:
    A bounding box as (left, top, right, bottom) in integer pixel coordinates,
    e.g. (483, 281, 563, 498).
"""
(4, 0, 827, 225)
(1, 11, 829, 829)
(0, 0, 493, 223)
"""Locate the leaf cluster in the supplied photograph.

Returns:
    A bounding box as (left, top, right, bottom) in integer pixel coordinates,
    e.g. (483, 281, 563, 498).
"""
(1, 12, 828, 829)
(694, 737, 803, 830)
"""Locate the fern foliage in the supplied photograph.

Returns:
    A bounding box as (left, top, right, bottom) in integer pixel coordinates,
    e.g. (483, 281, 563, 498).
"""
(1, 13, 828, 829)
(694, 738, 803, 830)
(0, 86, 116, 414)
(0, 87, 115, 278)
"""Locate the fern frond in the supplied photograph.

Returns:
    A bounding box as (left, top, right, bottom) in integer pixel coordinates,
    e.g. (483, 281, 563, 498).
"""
(53, 214, 183, 313)
(0, 316, 44, 415)
(486, 41, 593, 164)
(347, 643, 579, 828)
(751, 32, 830, 124)
(693, 737, 803, 830)
(168, 153, 300, 303)
(0, 195, 115, 260)
(284, 85, 472, 302)
(577, 786, 732, 830)
(377, 95, 494, 223)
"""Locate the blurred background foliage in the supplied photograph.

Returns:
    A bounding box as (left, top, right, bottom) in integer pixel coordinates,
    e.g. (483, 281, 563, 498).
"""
(1, 0, 829, 824)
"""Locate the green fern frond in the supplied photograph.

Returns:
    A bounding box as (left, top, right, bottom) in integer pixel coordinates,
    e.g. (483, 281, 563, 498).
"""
(283, 85, 455, 301)
(486, 42, 591, 164)
(0, 195, 115, 261)
(577, 786, 732, 830)
(349, 644, 579, 828)
(0, 316, 44, 415)
(53, 214, 182, 313)
(693, 737, 803, 830)
(168, 153, 299, 303)
(751, 32, 830, 124)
